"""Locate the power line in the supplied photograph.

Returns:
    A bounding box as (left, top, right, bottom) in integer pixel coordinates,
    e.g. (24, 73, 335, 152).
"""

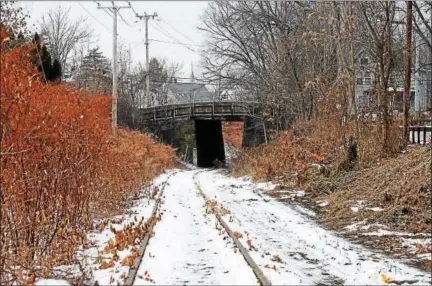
(78, 2, 111, 33)
(118, 10, 137, 28)
(127, 1, 139, 16)
(159, 17, 198, 45)
(150, 21, 198, 54)
(149, 38, 204, 48)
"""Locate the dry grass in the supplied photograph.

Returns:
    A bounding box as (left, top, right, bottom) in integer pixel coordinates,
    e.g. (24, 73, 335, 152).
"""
(314, 146, 431, 234)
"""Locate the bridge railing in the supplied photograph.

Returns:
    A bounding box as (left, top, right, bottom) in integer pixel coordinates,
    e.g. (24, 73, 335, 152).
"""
(140, 97, 260, 121)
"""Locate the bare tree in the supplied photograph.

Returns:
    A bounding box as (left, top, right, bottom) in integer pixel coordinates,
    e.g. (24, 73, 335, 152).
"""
(200, 1, 339, 134)
(358, 1, 399, 151)
(40, 6, 92, 70)
(0, 1, 29, 36)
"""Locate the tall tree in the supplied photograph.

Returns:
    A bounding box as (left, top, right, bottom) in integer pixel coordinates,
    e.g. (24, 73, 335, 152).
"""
(75, 47, 111, 94)
(40, 6, 92, 72)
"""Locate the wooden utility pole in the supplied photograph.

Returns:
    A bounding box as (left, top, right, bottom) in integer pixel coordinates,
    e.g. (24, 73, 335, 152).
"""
(97, 1, 131, 130)
(135, 12, 158, 107)
(403, 0, 413, 143)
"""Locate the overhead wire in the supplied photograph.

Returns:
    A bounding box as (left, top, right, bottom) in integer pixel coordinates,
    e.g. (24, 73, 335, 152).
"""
(118, 10, 138, 28)
(127, 1, 139, 16)
(78, 2, 112, 33)
(149, 38, 204, 48)
(159, 17, 198, 45)
(150, 21, 199, 54)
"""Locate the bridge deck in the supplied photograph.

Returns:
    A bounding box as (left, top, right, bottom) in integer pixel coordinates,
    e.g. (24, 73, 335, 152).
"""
(139, 101, 258, 121)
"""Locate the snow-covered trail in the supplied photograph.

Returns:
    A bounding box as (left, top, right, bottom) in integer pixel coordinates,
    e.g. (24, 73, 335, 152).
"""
(134, 170, 258, 285)
(127, 168, 431, 285)
(195, 170, 432, 285)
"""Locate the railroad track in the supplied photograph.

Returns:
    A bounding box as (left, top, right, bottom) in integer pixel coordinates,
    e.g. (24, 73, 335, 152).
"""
(123, 170, 178, 286)
(123, 168, 272, 286)
(192, 172, 272, 286)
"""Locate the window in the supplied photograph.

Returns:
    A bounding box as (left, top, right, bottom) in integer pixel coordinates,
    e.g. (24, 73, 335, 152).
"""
(364, 77, 371, 85)
(360, 58, 369, 65)
(364, 72, 372, 85)
(356, 78, 363, 85)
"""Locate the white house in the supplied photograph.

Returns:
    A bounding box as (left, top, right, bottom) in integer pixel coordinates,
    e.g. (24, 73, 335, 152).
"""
(355, 46, 430, 114)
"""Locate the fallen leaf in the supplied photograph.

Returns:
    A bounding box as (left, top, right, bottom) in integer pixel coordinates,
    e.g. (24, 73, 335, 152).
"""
(233, 231, 243, 239)
(381, 273, 393, 284)
(121, 255, 135, 267)
(99, 260, 115, 269)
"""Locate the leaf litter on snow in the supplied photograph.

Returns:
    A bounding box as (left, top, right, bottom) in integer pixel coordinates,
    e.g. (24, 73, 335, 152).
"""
(48, 170, 177, 285)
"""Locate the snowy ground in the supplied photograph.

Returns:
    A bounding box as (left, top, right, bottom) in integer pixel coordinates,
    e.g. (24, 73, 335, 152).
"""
(38, 168, 432, 285)
(134, 170, 258, 285)
(194, 170, 432, 285)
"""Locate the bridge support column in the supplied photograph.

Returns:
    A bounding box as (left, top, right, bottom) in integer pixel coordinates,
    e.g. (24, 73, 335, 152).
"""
(242, 116, 266, 147)
(195, 120, 225, 168)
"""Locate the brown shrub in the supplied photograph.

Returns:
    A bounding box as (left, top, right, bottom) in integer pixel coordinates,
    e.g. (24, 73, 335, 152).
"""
(222, 121, 244, 149)
(0, 29, 175, 282)
(230, 114, 405, 181)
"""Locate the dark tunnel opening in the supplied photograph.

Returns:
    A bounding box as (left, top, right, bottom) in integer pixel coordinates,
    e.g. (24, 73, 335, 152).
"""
(195, 120, 226, 168)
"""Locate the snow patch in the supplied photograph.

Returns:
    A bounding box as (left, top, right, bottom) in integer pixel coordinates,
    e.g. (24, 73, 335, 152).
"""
(401, 237, 432, 256)
(366, 207, 384, 212)
(256, 181, 279, 191)
(277, 190, 306, 200)
(363, 229, 431, 237)
(316, 200, 329, 207)
(350, 201, 383, 213)
(35, 279, 70, 286)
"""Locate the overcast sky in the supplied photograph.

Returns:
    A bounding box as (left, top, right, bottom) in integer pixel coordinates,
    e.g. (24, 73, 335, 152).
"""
(21, 1, 209, 77)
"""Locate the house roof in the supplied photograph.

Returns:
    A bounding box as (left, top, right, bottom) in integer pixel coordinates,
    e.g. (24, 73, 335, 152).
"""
(167, 83, 214, 102)
(167, 83, 208, 94)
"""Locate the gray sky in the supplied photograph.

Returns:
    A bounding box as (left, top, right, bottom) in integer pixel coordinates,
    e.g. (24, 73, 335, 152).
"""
(21, 1, 209, 77)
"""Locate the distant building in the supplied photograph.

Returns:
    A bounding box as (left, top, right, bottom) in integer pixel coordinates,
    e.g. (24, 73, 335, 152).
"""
(153, 82, 216, 106)
(355, 38, 430, 115)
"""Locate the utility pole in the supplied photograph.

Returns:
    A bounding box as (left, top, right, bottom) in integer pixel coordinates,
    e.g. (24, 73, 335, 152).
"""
(97, 1, 131, 130)
(136, 12, 158, 107)
(403, 0, 413, 143)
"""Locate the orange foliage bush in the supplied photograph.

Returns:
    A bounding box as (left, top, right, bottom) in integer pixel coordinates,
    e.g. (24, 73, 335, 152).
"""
(232, 111, 404, 181)
(230, 114, 341, 180)
(0, 29, 175, 282)
(222, 122, 244, 149)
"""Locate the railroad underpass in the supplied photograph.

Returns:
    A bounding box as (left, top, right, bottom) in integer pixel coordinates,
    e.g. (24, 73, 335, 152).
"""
(194, 120, 226, 167)
(140, 101, 266, 168)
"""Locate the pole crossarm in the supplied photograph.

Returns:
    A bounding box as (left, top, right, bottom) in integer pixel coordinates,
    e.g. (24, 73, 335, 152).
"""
(135, 12, 158, 108)
(96, 2, 132, 130)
